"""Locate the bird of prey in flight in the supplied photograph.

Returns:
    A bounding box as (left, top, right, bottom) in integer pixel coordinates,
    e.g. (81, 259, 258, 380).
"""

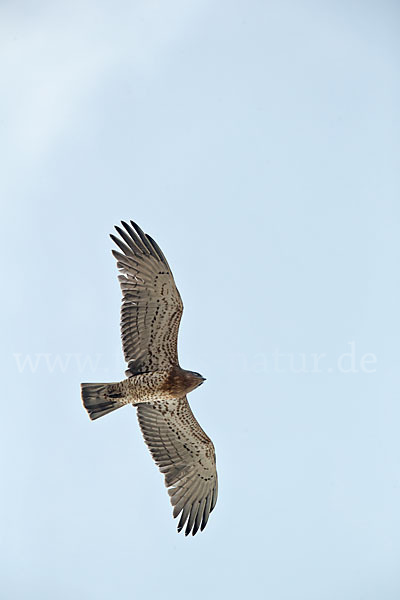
(81, 221, 218, 536)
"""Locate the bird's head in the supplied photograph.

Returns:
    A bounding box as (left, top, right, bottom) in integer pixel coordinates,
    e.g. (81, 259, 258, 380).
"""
(163, 367, 206, 396)
(188, 371, 206, 389)
(180, 369, 206, 394)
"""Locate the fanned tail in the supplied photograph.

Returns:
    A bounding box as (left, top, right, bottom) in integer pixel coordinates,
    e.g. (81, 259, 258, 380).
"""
(81, 382, 127, 420)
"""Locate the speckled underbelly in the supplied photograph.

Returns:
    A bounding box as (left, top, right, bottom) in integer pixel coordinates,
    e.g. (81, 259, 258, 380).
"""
(106, 371, 173, 405)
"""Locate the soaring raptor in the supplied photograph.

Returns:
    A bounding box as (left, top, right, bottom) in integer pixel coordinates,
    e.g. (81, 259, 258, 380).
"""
(81, 221, 217, 536)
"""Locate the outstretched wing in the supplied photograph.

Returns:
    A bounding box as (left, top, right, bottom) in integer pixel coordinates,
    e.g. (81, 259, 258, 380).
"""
(137, 397, 218, 536)
(111, 221, 183, 376)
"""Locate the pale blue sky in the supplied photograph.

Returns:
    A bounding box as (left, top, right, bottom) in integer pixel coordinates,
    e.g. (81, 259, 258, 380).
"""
(1, 1, 400, 598)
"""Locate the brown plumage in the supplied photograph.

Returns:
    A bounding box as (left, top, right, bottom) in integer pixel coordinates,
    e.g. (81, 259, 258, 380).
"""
(81, 221, 218, 536)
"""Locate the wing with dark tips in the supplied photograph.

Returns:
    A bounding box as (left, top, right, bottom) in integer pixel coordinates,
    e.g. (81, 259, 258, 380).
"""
(136, 396, 218, 536)
(111, 221, 183, 375)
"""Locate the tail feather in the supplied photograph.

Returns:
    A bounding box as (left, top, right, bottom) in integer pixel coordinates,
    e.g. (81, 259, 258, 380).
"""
(81, 382, 126, 420)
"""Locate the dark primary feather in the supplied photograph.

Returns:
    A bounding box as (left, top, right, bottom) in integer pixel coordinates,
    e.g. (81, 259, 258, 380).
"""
(111, 221, 183, 376)
(137, 397, 218, 536)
